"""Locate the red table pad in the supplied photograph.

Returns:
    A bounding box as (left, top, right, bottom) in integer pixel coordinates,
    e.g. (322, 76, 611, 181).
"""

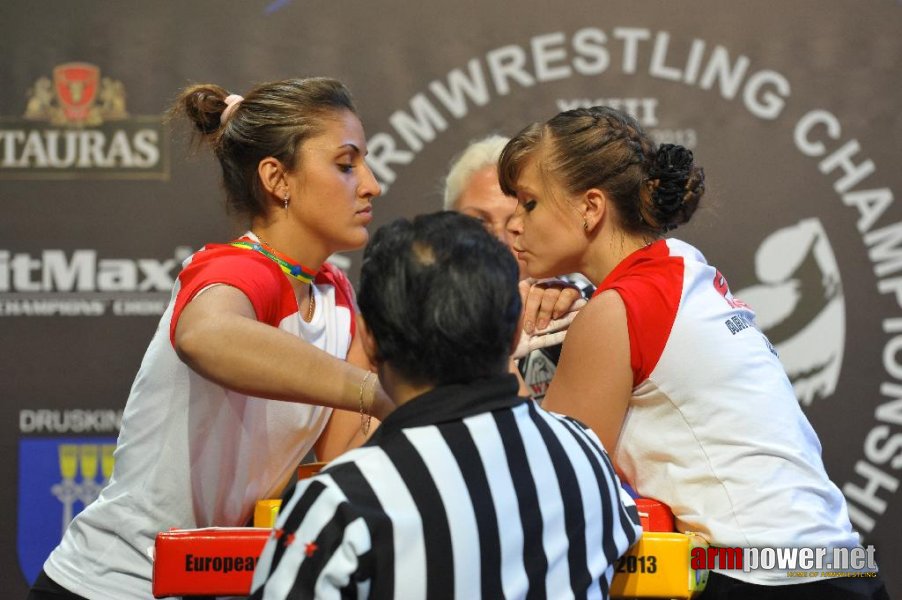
(152, 527, 271, 598)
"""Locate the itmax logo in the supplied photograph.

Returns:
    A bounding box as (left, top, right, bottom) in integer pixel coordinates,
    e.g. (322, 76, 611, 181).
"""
(0, 247, 191, 317)
(692, 545, 878, 576)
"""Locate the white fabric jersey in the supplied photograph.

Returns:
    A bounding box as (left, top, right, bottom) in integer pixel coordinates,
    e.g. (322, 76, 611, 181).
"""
(44, 235, 356, 600)
(602, 238, 858, 585)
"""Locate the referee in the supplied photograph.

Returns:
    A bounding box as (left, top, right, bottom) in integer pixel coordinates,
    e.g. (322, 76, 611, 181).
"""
(250, 211, 641, 599)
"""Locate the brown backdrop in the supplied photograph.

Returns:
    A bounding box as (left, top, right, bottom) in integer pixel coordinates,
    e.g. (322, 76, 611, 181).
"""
(2, 0, 900, 596)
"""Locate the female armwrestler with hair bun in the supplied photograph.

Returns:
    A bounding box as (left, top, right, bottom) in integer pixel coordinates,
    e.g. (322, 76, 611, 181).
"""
(30, 76, 389, 600)
(498, 105, 889, 599)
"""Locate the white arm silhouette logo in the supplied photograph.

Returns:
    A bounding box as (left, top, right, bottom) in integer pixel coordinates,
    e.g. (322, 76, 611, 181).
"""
(735, 219, 845, 406)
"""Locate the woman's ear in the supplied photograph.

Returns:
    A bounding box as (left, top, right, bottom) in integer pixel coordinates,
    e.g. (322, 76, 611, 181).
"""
(257, 157, 288, 198)
(582, 188, 607, 233)
(510, 316, 525, 356)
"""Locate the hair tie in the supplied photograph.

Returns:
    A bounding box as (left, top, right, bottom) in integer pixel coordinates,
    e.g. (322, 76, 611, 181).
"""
(220, 94, 244, 124)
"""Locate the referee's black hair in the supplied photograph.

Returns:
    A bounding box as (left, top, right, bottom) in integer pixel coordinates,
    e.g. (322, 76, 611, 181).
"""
(358, 210, 521, 386)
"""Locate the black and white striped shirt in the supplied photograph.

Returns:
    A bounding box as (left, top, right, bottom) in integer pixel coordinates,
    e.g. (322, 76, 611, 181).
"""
(250, 374, 641, 599)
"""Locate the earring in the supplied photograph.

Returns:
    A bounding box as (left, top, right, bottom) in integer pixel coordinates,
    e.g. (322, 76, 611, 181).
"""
(283, 193, 290, 210)
(583, 219, 589, 231)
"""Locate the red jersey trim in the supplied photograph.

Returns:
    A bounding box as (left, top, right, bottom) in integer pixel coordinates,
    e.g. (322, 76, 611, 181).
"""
(595, 240, 684, 386)
(169, 244, 296, 345)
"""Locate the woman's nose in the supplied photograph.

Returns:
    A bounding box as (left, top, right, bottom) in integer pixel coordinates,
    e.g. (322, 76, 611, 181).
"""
(360, 162, 382, 198)
(507, 207, 524, 237)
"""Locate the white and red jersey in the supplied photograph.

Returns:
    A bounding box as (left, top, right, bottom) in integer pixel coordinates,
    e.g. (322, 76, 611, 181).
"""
(44, 234, 357, 600)
(600, 238, 858, 585)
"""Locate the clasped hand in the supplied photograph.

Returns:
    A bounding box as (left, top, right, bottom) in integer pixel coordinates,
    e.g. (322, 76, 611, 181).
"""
(512, 278, 587, 360)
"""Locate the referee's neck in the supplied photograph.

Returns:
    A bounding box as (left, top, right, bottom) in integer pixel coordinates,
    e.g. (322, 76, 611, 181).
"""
(378, 364, 435, 407)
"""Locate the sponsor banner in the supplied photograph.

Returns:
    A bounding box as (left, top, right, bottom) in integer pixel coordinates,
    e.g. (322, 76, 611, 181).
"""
(17, 437, 117, 584)
(0, 246, 192, 317)
(19, 409, 124, 435)
(0, 62, 169, 180)
(0, 247, 351, 317)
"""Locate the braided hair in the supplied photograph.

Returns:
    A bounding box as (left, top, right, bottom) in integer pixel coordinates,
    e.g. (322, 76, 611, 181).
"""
(499, 106, 705, 236)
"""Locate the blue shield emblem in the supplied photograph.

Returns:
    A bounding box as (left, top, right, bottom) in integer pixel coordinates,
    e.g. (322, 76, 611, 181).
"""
(17, 437, 117, 584)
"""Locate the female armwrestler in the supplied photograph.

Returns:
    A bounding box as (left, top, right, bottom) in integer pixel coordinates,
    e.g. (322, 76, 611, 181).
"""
(498, 105, 889, 599)
(30, 77, 388, 600)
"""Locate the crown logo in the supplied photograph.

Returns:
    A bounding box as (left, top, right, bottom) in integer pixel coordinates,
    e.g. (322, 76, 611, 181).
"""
(23, 62, 128, 127)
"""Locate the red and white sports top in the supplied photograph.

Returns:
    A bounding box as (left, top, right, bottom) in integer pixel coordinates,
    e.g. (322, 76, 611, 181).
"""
(44, 234, 357, 600)
(600, 238, 858, 585)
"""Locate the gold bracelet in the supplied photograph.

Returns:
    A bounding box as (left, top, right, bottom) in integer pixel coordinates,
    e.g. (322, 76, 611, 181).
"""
(359, 371, 375, 435)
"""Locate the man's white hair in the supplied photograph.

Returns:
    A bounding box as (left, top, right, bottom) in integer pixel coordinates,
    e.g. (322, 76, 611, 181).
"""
(442, 134, 510, 211)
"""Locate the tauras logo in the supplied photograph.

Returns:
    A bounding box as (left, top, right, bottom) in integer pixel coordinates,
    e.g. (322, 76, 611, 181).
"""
(0, 246, 191, 317)
(0, 128, 162, 170)
(0, 62, 169, 180)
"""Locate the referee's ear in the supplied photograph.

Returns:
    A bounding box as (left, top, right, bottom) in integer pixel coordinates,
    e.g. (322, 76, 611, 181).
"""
(510, 311, 525, 356)
(358, 316, 381, 367)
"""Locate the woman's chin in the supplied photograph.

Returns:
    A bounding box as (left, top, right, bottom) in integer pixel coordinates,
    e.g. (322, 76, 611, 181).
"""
(338, 229, 369, 253)
(526, 265, 555, 280)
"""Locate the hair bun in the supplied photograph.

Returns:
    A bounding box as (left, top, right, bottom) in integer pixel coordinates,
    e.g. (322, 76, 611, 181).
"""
(648, 144, 696, 228)
(652, 143, 694, 173)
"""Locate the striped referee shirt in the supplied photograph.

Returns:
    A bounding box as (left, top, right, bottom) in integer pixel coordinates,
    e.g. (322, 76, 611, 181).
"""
(250, 374, 641, 599)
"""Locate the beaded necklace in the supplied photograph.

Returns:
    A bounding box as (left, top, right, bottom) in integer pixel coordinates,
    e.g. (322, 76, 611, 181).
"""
(230, 234, 317, 322)
(230, 236, 317, 284)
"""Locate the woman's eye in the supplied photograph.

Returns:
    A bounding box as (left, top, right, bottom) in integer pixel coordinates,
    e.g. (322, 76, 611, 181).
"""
(338, 163, 354, 173)
(523, 199, 537, 212)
